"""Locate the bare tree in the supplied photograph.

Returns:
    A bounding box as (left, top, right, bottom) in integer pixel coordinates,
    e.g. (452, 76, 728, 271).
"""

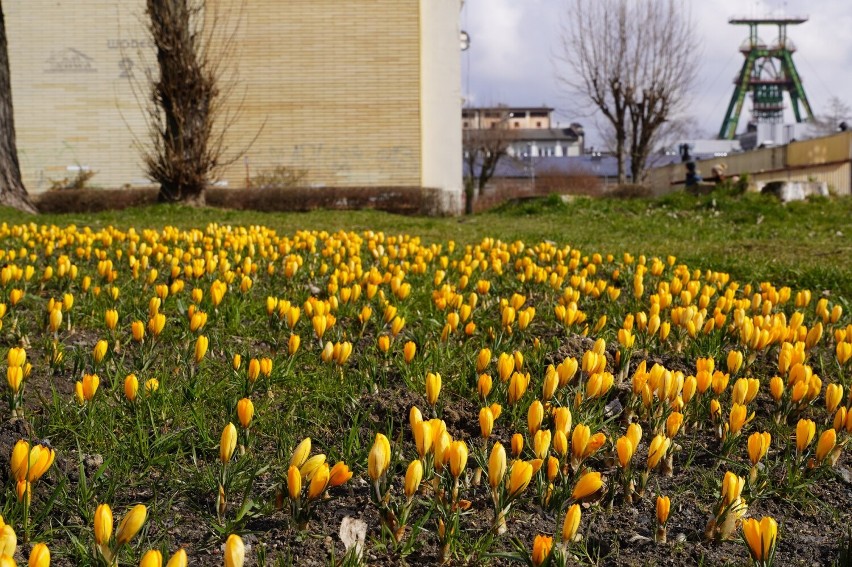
(142, 0, 241, 205)
(0, 2, 36, 213)
(810, 96, 851, 137)
(462, 125, 514, 214)
(558, 0, 697, 184)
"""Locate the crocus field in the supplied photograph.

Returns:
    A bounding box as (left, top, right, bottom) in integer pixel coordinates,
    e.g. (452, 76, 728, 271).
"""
(0, 194, 850, 566)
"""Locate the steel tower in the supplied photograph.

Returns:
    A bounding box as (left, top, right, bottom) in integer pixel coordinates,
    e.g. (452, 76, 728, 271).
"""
(718, 17, 814, 140)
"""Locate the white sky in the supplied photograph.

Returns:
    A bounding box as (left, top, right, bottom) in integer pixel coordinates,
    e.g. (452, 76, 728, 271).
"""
(461, 0, 852, 145)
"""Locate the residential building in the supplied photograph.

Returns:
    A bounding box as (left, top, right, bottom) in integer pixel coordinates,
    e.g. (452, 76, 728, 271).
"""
(462, 106, 585, 158)
(6, 0, 463, 213)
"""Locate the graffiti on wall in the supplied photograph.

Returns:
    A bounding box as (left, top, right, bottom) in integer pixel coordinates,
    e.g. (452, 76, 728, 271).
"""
(106, 38, 154, 79)
(44, 48, 96, 73)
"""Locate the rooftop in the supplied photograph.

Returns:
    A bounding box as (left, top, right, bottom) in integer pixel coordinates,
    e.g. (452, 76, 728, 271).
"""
(462, 106, 555, 113)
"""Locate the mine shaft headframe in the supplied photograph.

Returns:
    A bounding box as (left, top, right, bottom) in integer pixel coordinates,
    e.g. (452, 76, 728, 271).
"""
(718, 16, 815, 140)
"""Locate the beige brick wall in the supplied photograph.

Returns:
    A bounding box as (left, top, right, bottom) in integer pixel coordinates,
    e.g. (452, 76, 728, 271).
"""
(7, 1, 426, 192)
(211, 0, 423, 188)
(6, 1, 153, 192)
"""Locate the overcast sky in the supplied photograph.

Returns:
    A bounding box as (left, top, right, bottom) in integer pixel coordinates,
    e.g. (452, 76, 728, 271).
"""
(461, 0, 852, 145)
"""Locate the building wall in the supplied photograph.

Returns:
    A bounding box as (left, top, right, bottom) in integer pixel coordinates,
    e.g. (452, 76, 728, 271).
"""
(508, 141, 582, 158)
(646, 141, 852, 197)
(462, 108, 553, 130)
(213, 0, 423, 189)
(7, 1, 463, 211)
(787, 131, 852, 167)
(419, 0, 463, 214)
(6, 1, 152, 192)
(751, 163, 851, 196)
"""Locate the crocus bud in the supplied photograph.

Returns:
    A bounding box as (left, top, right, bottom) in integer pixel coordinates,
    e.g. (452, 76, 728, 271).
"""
(287, 465, 301, 500)
(527, 400, 544, 435)
(616, 436, 634, 468)
(403, 341, 416, 364)
(368, 433, 391, 481)
(478, 374, 493, 399)
(328, 462, 353, 487)
(307, 463, 330, 501)
(94, 503, 113, 546)
(124, 374, 139, 402)
(115, 504, 147, 546)
(571, 471, 603, 501)
(237, 398, 254, 428)
(93, 340, 108, 364)
(426, 372, 442, 407)
(28, 542, 51, 567)
(531, 534, 552, 567)
(815, 428, 836, 463)
(507, 459, 533, 498)
(647, 435, 670, 469)
(795, 419, 815, 453)
(742, 516, 777, 563)
(448, 440, 468, 479)
(290, 438, 311, 469)
(220, 423, 237, 463)
(562, 503, 581, 542)
(166, 549, 187, 567)
(139, 550, 163, 567)
(488, 443, 506, 490)
(656, 495, 671, 525)
(194, 335, 208, 363)
(404, 459, 423, 499)
(224, 534, 245, 567)
(131, 320, 145, 342)
(479, 407, 494, 439)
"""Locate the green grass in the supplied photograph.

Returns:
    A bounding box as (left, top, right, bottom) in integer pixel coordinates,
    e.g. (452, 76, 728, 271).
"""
(0, 189, 848, 565)
(8, 189, 851, 299)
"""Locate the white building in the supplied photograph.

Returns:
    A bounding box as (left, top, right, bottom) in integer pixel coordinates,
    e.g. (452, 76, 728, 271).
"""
(462, 106, 584, 158)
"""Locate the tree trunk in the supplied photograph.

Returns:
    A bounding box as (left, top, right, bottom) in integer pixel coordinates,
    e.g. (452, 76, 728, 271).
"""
(0, 3, 36, 214)
(615, 132, 627, 185)
(464, 179, 474, 215)
(146, 0, 215, 205)
(630, 150, 647, 184)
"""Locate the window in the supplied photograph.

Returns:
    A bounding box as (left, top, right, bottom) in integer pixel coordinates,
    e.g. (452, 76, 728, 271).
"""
(536, 121, 541, 128)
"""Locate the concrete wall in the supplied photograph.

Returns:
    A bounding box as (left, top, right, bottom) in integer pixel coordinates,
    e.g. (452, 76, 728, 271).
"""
(751, 162, 851, 196)
(647, 133, 852, 197)
(7, 1, 463, 212)
(419, 0, 463, 214)
(787, 131, 852, 167)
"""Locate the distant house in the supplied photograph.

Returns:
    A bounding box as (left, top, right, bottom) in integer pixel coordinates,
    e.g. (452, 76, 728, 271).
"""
(462, 106, 585, 158)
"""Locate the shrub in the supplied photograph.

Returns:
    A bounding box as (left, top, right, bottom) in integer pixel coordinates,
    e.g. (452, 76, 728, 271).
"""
(249, 166, 309, 189)
(48, 167, 97, 191)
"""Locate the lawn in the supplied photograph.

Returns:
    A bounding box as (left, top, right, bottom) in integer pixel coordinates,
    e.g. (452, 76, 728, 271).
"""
(0, 189, 848, 566)
(17, 190, 852, 298)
